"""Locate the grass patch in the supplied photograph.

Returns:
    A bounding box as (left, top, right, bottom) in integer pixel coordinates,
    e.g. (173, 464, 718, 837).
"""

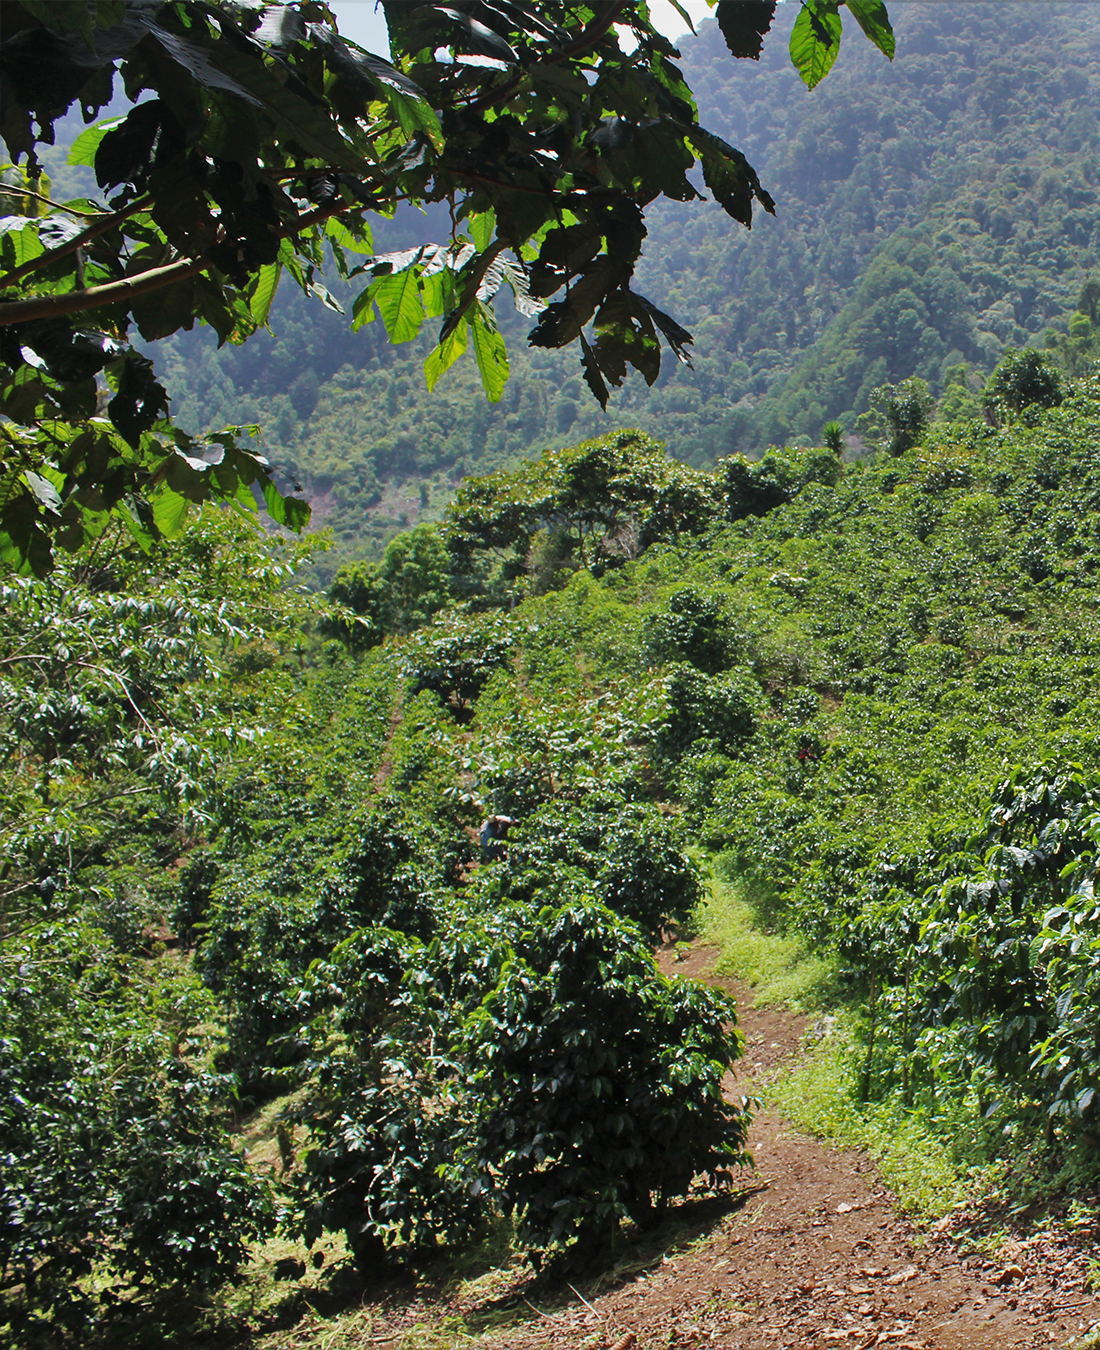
(698, 861, 1000, 1222)
(698, 875, 838, 1010)
(771, 1019, 1000, 1221)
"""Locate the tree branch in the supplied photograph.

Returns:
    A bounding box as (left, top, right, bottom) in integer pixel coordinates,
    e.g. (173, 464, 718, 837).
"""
(0, 198, 369, 328)
(0, 185, 104, 218)
(0, 195, 152, 291)
(0, 257, 208, 327)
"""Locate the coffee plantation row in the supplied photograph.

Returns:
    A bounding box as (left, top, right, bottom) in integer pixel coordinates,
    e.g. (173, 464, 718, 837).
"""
(5, 352, 1100, 1337)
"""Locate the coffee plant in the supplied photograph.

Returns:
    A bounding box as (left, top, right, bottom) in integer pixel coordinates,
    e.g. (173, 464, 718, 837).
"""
(462, 902, 749, 1262)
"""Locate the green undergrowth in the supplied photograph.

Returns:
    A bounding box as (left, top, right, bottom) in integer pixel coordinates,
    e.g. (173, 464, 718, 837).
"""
(770, 1026, 998, 1221)
(698, 871, 838, 1011)
(701, 869, 1100, 1228)
(240, 1187, 759, 1350)
(221, 1227, 511, 1350)
(700, 868, 997, 1220)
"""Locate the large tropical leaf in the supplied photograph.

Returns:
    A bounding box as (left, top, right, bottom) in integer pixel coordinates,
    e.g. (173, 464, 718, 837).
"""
(790, 0, 843, 90)
(471, 304, 508, 402)
(846, 0, 895, 60)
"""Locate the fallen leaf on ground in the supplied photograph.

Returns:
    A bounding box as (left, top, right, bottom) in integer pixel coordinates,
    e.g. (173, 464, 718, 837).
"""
(993, 1263, 1024, 1284)
(886, 1265, 918, 1285)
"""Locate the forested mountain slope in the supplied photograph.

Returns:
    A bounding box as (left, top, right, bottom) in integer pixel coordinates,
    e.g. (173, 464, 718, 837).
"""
(11, 354, 1100, 1338)
(150, 2, 1100, 572)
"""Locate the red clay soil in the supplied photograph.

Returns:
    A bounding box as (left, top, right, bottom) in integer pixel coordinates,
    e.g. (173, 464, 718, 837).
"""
(482, 945, 1100, 1350)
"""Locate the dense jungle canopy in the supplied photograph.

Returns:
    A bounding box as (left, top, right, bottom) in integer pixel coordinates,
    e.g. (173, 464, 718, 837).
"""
(144, 1, 1100, 573)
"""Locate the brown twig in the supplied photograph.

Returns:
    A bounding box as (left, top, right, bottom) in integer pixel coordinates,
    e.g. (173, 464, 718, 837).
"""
(567, 1280, 638, 1350)
(0, 195, 153, 289)
(566, 1282, 602, 1318)
(0, 185, 104, 218)
(0, 196, 367, 327)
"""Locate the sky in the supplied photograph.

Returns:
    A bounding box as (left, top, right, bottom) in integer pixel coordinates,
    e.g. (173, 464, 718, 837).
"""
(329, 1, 715, 56)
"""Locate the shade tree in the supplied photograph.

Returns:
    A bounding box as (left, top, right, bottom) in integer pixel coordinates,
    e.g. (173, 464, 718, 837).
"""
(444, 429, 718, 588)
(325, 521, 452, 648)
(0, 0, 893, 572)
(983, 347, 1064, 421)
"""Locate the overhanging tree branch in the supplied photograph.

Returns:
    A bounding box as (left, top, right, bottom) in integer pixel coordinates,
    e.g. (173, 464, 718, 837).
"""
(0, 195, 153, 290)
(0, 198, 375, 327)
(0, 257, 207, 326)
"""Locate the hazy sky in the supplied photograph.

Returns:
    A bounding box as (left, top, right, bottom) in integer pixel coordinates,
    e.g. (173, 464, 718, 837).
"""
(329, 1, 715, 56)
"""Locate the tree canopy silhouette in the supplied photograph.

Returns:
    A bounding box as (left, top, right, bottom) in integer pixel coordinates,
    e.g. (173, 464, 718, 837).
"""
(0, 0, 893, 572)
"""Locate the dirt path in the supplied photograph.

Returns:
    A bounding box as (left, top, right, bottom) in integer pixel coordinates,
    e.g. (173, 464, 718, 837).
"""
(484, 945, 1100, 1350)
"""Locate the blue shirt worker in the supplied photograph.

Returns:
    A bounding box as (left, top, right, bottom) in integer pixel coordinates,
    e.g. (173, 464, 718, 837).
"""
(479, 814, 515, 862)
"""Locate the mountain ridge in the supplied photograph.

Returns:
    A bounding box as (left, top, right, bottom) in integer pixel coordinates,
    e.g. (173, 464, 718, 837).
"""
(150, 3, 1100, 575)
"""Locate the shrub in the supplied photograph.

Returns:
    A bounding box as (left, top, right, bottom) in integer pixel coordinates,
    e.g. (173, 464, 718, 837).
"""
(197, 876, 322, 1088)
(198, 805, 446, 1086)
(0, 938, 272, 1334)
(406, 611, 514, 719)
(481, 794, 704, 939)
(316, 804, 443, 940)
(286, 929, 483, 1271)
(287, 900, 749, 1271)
(717, 451, 793, 519)
(463, 901, 750, 1263)
(643, 587, 745, 674)
(862, 378, 934, 456)
(984, 348, 1064, 418)
(655, 663, 760, 764)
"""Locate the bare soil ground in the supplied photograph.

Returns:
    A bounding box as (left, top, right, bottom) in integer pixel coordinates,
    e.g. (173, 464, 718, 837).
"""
(469, 945, 1100, 1350)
